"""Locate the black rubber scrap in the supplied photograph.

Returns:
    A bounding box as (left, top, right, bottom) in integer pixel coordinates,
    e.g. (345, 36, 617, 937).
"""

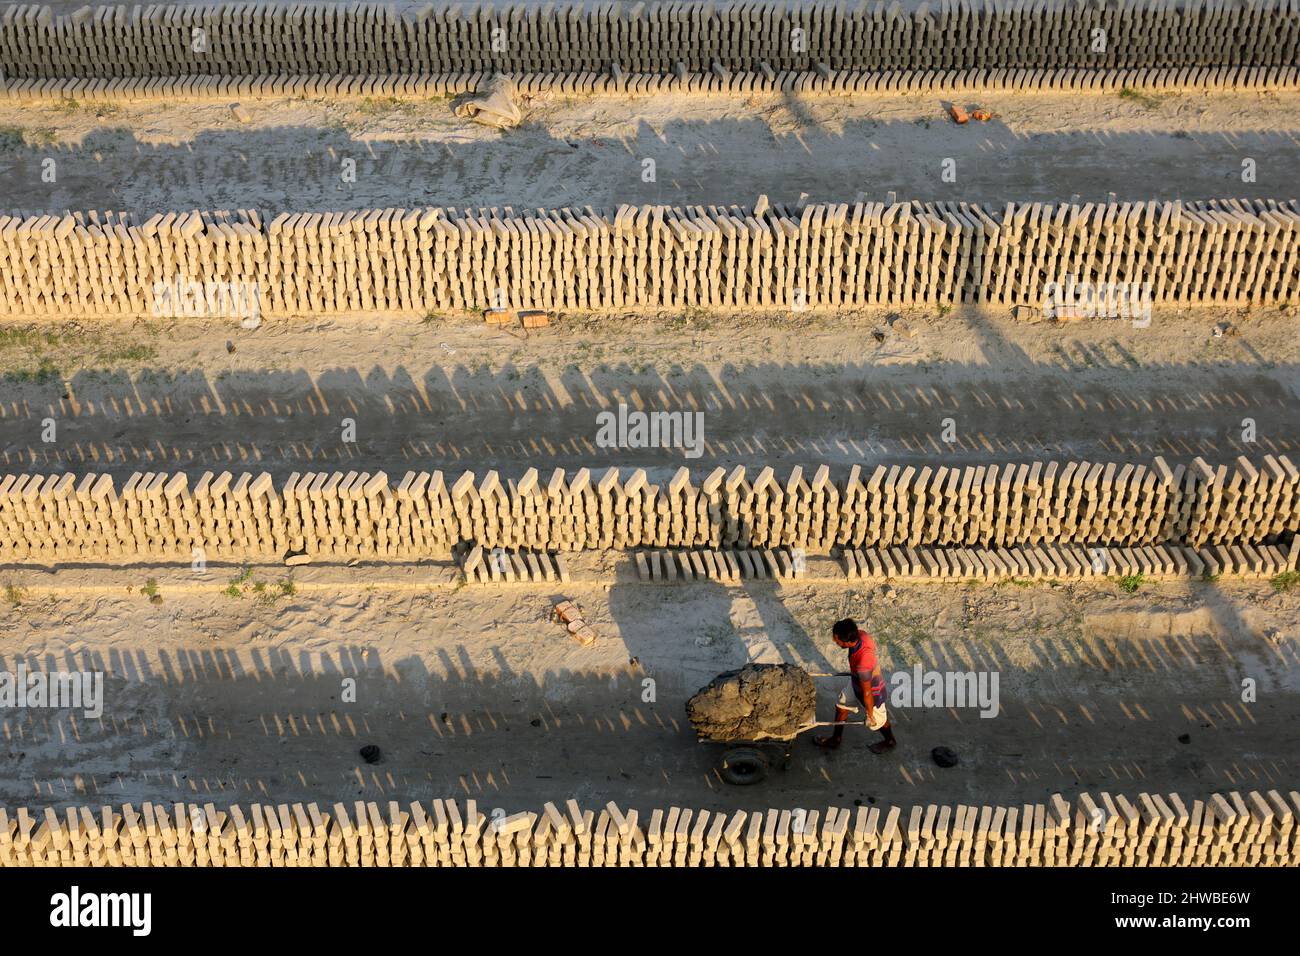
(931, 746, 959, 768)
(359, 744, 382, 764)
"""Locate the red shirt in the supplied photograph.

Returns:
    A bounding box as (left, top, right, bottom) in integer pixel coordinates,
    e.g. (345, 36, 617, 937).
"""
(847, 630, 887, 706)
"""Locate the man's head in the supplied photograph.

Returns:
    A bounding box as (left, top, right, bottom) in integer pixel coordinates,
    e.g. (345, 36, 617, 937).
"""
(831, 618, 860, 648)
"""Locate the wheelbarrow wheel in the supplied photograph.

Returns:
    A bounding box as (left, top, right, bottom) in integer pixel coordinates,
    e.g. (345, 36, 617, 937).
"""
(720, 746, 768, 786)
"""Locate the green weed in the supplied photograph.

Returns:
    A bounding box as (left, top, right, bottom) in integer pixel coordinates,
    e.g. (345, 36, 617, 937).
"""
(1270, 571, 1300, 592)
(1118, 572, 1145, 593)
(1118, 88, 1161, 110)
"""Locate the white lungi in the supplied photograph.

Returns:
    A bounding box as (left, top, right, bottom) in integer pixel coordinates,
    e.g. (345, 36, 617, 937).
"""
(838, 682, 889, 731)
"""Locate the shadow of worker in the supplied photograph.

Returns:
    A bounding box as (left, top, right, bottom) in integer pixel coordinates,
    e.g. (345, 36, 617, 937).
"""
(604, 554, 840, 785)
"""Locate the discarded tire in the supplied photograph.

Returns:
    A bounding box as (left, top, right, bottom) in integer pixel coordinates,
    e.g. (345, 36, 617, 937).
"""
(931, 746, 959, 768)
(720, 747, 769, 786)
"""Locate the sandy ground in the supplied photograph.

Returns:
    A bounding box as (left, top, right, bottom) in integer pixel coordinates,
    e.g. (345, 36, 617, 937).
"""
(1, 14, 1297, 823)
(2, 69, 1293, 482)
(2, 89, 1296, 214)
(0, 305, 1295, 481)
(1, 561, 1296, 814)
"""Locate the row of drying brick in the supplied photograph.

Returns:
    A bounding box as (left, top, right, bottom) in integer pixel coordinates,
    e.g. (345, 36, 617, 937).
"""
(2, 198, 1298, 318)
(4, 1, 1298, 81)
(478, 538, 1299, 587)
(2, 789, 1295, 867)
(0, 456, 1295, 565)
(633, 545, 808, 583)
(5, 63, 1299, 106)
(461, 543, 810, 585)
(461, 545, 573, 585)
(839, 540, 1300, 581)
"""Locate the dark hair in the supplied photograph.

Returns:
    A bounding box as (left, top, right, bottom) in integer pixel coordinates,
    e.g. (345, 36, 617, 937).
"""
(832, 619, 859, 641)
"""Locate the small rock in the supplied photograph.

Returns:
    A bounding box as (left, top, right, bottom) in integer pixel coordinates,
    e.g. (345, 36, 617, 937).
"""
(1178, 733, 1191, 744)
(229, 103, 251, 123)
(1012, 304, 1042, 323)
(890, 317, 917, 339)
(149, 594, 163, 605)
(931, 746, 960, 768)
(284, 551, 312, 567)
(872, 329, 886, 343)
(1213, 321, 1238, 338)
(225, 340, 235, 354)
(359, 744, 382, 764)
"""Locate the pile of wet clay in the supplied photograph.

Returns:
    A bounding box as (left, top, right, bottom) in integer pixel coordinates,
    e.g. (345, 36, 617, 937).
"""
(687, 663, 816, 742)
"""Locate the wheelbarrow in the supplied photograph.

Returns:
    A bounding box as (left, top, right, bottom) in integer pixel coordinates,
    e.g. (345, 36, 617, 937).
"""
(702, 715, 857, 786)
(697, 670, 859, 785)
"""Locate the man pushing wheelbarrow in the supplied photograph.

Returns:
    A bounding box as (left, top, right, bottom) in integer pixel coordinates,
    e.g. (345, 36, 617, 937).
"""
(686, 617, 897, 783)
(814, 618, 897, 755)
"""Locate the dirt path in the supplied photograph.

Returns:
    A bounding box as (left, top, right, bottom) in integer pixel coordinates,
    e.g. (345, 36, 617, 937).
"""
(0, 307, 1295, 480)
(1, 568, 1295, 815)
(3, 89, 1296, 214)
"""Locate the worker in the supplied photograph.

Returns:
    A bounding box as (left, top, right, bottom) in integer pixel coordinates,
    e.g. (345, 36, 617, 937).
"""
(813, 618, 897, 754)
